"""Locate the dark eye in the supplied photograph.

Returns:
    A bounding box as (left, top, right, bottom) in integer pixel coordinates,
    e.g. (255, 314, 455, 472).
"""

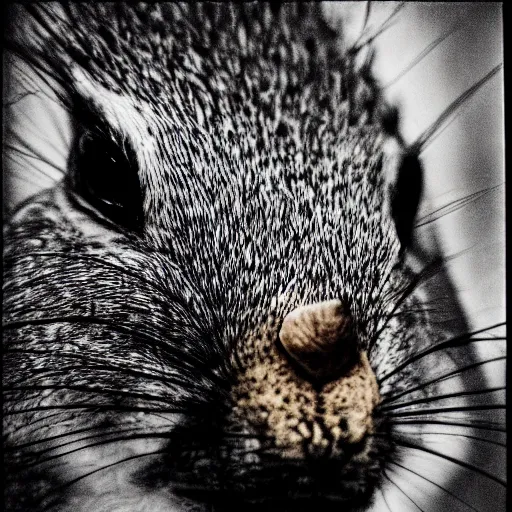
(389, 151, 423, 255)
(69, 127, 144, 232)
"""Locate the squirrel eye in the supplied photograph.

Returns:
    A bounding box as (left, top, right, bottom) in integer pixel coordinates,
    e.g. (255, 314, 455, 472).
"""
(70, 128, 144, 232)
(389, 152, 423, 255)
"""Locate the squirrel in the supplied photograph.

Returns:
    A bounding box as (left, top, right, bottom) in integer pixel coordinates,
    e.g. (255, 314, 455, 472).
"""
(3, 3, 505, 511)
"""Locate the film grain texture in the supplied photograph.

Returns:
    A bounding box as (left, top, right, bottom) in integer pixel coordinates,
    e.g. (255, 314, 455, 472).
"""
(3, 3, 505, 512)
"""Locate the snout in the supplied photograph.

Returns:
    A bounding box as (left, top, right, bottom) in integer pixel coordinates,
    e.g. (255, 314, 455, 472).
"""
(231, 299, 381, 459)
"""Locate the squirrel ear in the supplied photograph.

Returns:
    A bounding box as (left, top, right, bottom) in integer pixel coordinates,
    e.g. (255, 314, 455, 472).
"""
(278, 299, 359, 382)
(389, 151, 423, 256)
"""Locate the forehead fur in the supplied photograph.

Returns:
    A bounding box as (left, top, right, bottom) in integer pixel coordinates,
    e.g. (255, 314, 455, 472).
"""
(12, 3, 399, 334)
(16, 3, 382, 145)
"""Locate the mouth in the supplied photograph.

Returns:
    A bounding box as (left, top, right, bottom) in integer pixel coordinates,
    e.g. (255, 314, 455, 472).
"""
(137, 298, 392, 509)
(131, 404, 393, 511)
(170, 487, 376, 512)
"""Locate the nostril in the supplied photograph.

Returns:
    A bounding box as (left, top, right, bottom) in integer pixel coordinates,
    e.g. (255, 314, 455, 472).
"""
(278, 299, 359, 382)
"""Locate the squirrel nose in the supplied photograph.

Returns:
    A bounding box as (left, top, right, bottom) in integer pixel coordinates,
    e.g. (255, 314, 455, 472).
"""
(278, 299, 358, 382)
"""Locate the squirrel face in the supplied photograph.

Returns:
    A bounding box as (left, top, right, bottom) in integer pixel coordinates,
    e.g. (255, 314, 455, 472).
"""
(4, 3, 503, 511)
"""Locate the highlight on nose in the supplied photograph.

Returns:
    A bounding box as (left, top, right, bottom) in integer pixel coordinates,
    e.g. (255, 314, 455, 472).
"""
(278, 299, 359, 382)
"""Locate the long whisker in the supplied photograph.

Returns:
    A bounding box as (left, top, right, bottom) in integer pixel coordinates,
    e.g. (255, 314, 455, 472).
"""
(3, 141, 66, 176)
(383, 23, 458, 89)
(351, 3, 406, 52)
(380, 356, 505, 401)
(383, 470, 426, 512)
(393, 439, 506, 487)
(3, 89, 40, 108)
(12, 433, 175, 469)
(387, 461, 481, 512)
(416, 184, 503, 227)
(4, 403, 202, 417)
(37, 449, 169, 512)
(378, 322, 505, 384)
(369, 260, 443, 353)
(3, 250, 203, 326)
(4, 384, 184, 407)
(8, 112, 67, 165)
(387, 403, 505, 418)
(4, 146, 63, 185)
(360, 2, 372, 38)
(11, 423, 266, 454)
(3, 315, 212, 375)
(387, 430, 505, 447)
(379, 487, 394, 512)
(380, 386, 505, 410)
(5, 425, 140, 452)
(4, 351, 200, 389)
(389, 419, 505, 432)
(4, 154, 56, 189)
(4, 43, 68, 106)
(414, 64, 502, 153)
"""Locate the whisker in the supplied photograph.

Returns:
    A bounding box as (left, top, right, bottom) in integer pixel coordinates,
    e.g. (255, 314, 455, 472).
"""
(352, 3, 406, 52)
(37, 449, 169, 512)
(36, 92, 71, 153)
(378, 322, 505, 384)
(380, 356, 505, 401)
(387, 404, 504, 419)
(416, 184, 503, 227)
(414, 64, 502, 153)
(383, 23, 458, 89)
(5, 425, 134, 452)
(4, 351, 214, 395)
(3, 141, 66, 176)
(393, 439, 506, 487)
(4, 41, 69, 110)
(379, 487, 394, 512)
(5, 351, 201, 389)
(4, 383, 184, 407)
(4, 154, 55, 189)
(8, 420, 270, 454)
(3, 315, 214, 375)
(389, 419, 505, 433)
(4, 403, 200, 417)
(383, 470, 426, 512)
(8, 104, 68, 161)
(385, 306, 440, 319)
(3, 3, 505, 510)
(369, 260, 443, 353)
(360, 258, 396, 323)
(6, 57, 65, 109)
(359, 2, 372, 38)
(4, 250, 228, 356)
(3, 88, 40, 107)
(3, 250, 203, 326)
(388, 430, 505, 448)
(387, 461, 480, 512)
(12, 432, 174, 469)
(380, 386, 505, 410)
(4, 411, 73, 441)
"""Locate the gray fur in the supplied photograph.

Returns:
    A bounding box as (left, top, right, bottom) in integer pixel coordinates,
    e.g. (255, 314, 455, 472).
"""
(3, 3, 504, 512)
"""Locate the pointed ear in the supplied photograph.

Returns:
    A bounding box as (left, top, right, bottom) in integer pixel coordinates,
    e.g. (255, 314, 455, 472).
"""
(388, 151, 423, 255)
